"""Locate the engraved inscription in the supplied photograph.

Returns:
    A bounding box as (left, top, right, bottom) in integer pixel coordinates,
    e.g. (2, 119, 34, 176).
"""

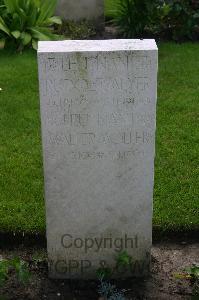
(48, 131, 154, 146)
(44, 53, 152, 74)
(41, 51, 155, 161)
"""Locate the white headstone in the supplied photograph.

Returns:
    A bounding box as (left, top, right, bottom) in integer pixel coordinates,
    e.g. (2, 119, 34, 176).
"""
(56, 0, 104, 30)
(38, 39, 158, 279)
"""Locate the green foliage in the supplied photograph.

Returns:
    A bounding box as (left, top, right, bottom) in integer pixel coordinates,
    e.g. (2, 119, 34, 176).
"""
(96, 266, 113, 280)
(96, 251, 133, 280)
(0, 0, 4, 12)
(185, 265, 199, 279)
(115, 251, 132, 268)
(174, 264, 199, 298)
(0, 260, 9, 287)
(109, 0, 199, 40)
(0, 0, 62, 51)
(0, 258, 31, 287)
(159, 0, 199, 41)
(96, 252, 131, 299)
(11, 257, 31, 284)
(111, 0, 159, 38)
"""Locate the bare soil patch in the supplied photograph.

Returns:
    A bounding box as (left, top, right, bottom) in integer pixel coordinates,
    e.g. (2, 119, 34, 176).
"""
(0, 242, 198, 299)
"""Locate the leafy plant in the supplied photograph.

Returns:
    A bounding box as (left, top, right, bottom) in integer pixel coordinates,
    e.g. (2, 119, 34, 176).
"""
(174, 264, 199, 299)
(0, 0, 4, 12)
(96, 252, 132, 300)
(98, 278, 126, 300)
(96, 266, 113, 280)
(185, 264, 199, 280)
(115, 251, 132, 268)
(0, 257, 31, 287)
(11, 257, 31, 284)
(158, 0, 199, 41)
(98, 279, 116, 299)
(109, 292, 126, 300)
(111, 0, 159, 38)
(0, 0, 62, 51)
(110, 0, 199, 41)
(0, 260, 9, 287)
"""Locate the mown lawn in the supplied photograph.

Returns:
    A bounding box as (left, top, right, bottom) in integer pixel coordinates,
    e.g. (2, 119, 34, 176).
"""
(0, 50, 44, 233)
(0, 43, 199, 234)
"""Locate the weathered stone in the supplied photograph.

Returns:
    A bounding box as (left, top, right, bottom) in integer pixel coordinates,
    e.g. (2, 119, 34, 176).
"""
(37, 39, 158, 279)
(56, 0, 104, 30)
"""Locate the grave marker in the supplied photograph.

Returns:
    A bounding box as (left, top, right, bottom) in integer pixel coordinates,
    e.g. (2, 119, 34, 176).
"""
(56, 0, 104, 30)
(38, 39, 158, 278)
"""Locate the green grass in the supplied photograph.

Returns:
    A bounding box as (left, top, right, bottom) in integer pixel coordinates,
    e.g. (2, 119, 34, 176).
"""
(0, 50, 45, 233)
(154, 43, 199, 231)
(0, 43, 199, 234)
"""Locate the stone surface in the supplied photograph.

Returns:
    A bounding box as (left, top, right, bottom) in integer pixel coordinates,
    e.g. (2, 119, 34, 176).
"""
(55, 0, 104, 30)
(37, 39, 158, 279)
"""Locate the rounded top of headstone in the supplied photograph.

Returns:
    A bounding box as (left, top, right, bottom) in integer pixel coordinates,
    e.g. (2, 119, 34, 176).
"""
(38, 39, 158, 53)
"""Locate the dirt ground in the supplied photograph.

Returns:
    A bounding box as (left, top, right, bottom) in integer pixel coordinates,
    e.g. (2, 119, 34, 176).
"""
(0, 241, 198, 300)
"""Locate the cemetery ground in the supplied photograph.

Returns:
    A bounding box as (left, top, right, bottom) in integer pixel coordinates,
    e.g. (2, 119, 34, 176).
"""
(0, 42, 199, 299)
(0, 42, 198, 235)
